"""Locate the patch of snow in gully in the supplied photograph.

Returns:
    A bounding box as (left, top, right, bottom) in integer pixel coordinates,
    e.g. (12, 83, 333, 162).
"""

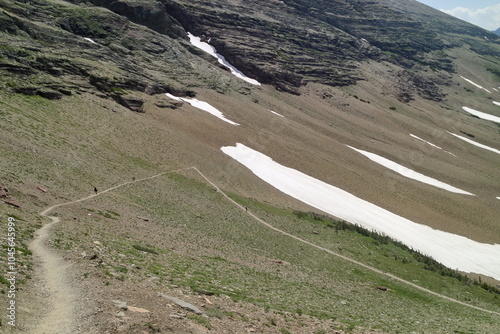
(462, 106, 500, 124)
(188, 33, 261, 86)
(459, 76, 491, 93)
(493, 101, 500, 106)
(410, 134, 456, 156)
(166, 93, 239, 126)
(347, 146, 473, 195)
(221, 143, 500, 280)
(448, 132, 500, 155)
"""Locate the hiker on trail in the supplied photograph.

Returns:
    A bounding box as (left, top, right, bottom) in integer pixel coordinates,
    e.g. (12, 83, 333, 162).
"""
(94, 187, 98, 194)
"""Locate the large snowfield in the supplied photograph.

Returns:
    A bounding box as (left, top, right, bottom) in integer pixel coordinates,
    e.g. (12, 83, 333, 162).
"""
(221, 143, 500, 281)
(347, 145, 472, 195)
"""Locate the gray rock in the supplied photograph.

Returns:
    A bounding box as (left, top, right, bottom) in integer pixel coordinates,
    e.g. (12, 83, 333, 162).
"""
(112, 300, 128, 310)
(159, 294, 203, 314)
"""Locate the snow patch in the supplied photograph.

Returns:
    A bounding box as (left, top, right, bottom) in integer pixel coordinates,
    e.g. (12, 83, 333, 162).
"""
(493, 101, 500, 106)
(268, 109, 284, 117)
(459, 76, 491, 93)
(462, 106, 500, 124)
(410, 134, 455, 156)
(448, 132, 500, 155)
(188, 33, 261, 86)
(347, 146, 472, 195)
(166, 93, 239, 126)
(83, 37, 97, 44)
(221, 143, 500, 280)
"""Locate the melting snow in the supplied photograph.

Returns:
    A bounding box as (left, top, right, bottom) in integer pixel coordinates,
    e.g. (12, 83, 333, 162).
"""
(448, 132, 500, 155)
(462, 106, 500, 124)
(83, 37, 97, 44)
(268, 110, 285, 117)
(166, 93, 240, 126)
(187, 33, 261, 86)
(459, 76, 491, 93)
(410, 134, 455, 156)
(347, 146, 473, 195)
(493, 101, 500, 106)
(221, 143, 500, 280)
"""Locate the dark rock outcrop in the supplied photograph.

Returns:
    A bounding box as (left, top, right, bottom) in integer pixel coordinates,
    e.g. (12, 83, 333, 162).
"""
(88, 0, 186, 38)
(114, 94, 145, 112)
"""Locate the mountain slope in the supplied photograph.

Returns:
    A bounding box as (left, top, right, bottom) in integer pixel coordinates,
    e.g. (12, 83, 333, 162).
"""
(1, 0, 500, 333)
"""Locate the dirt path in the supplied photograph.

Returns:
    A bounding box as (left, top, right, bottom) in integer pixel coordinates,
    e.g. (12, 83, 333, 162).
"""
(29, 213, 78, 334)
(30, 168, 192, 333)
(29, 166, 498, 333)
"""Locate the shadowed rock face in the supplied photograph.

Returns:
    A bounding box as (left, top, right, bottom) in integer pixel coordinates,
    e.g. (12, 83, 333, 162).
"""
(83, 0, 497, 98)
(1, 0, 499, 100)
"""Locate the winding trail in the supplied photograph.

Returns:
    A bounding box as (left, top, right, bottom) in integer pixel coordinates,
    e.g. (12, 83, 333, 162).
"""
(30, 214, 77, 334)
(194, 167, 500, 316)
(30, 166, 498, 333)
(30, 167, 192, 333)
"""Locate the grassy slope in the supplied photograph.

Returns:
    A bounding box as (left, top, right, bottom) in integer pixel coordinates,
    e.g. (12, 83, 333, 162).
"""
(1, 0, 500, 332)
(1, 87, 499, 333)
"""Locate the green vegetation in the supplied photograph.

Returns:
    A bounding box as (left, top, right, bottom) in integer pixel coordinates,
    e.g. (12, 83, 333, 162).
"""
(293, 211, 500, 295)
(187, 314, 211, 329)
(487, 68, 500, 80)
(0, 275, 10, 286)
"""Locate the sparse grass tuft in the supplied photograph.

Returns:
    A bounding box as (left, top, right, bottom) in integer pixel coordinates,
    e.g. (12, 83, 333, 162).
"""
(187, 314, 211, 329)
(132, 244, 159, 255)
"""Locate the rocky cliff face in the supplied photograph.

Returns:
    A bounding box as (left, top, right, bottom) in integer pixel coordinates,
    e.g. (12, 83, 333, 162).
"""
(1, 0, 499, 100)
(81, 0, 498, 98)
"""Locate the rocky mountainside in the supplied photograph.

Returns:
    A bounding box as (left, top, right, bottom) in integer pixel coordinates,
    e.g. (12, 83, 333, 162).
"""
(2, 0, 499, 99)
(1, 0, 500, 333)
(93, 0, 499, 94)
